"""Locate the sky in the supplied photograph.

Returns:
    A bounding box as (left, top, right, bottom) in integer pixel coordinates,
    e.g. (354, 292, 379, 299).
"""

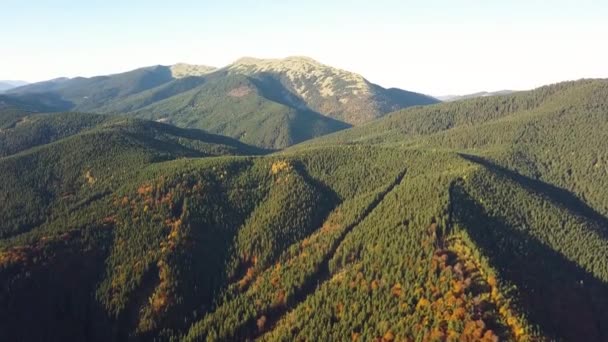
(1, 0, 607, 95)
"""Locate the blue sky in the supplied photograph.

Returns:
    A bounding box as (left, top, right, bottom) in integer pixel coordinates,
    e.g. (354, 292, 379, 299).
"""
(1, 0, 607, 94)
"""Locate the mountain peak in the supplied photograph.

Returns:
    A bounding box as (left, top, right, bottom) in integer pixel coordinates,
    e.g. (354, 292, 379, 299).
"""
(170, 63, 216, 78)
(221, 55, 438, 124)
(228, 56, 335, 76)
(283, 55, 321, 63)
(232, 56, 322, 67)
(227, 55, 372, 101)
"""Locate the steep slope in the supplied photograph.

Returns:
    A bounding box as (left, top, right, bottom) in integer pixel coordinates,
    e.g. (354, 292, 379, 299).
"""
(225, 56, 439, 124)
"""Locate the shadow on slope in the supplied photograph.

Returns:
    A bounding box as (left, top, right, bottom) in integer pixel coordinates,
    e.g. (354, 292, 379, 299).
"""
(459, 153, 608, 239)
(250, 73, 314, 112)
(119, 119, 271, 156)
(250, 73, 352, 142)
(0, 227, 116, 342)
(373, 85, 439, 108)
(451, 182, 608, 341)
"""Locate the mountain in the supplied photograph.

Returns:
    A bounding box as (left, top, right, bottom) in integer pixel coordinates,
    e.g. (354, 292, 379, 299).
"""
(1, 78, 608, 341)
(6, 57, 438, 148)
(437, 90, 516, 102)
(0, 80, 28, 93)
(224, 56, 439, 124)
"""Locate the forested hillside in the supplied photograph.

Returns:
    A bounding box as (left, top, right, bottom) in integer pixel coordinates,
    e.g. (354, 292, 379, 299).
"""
(1, 78, 607, 341)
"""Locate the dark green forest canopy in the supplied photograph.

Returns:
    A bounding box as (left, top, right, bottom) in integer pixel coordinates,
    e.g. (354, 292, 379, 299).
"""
(1, 78, 607, 341)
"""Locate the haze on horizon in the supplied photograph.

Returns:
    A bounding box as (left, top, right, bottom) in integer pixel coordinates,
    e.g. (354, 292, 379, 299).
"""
(1, 0, 607, 96)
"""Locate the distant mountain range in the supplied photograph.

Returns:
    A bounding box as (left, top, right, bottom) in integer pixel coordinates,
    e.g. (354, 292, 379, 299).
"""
(5, 57, 438, 148)
(0, 80, 28, 93)
(436, 90, 516, 102)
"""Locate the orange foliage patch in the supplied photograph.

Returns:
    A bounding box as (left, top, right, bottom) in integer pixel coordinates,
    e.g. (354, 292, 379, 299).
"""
(382, 330, 395, 341)
(270, 160, 292, 174)
(238, 267, 256, 290)
(416, 298, 430, 310)
(0, 247, 29, 267)
(425, 235, 529, 341)
(84, 170, 96, 184)
(137, 184, 153, 196)
(272, 289, 286, 308)
(256, 315, 267, 331)
(391, 283, 403, 297)
(102, 216, 116, 225)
